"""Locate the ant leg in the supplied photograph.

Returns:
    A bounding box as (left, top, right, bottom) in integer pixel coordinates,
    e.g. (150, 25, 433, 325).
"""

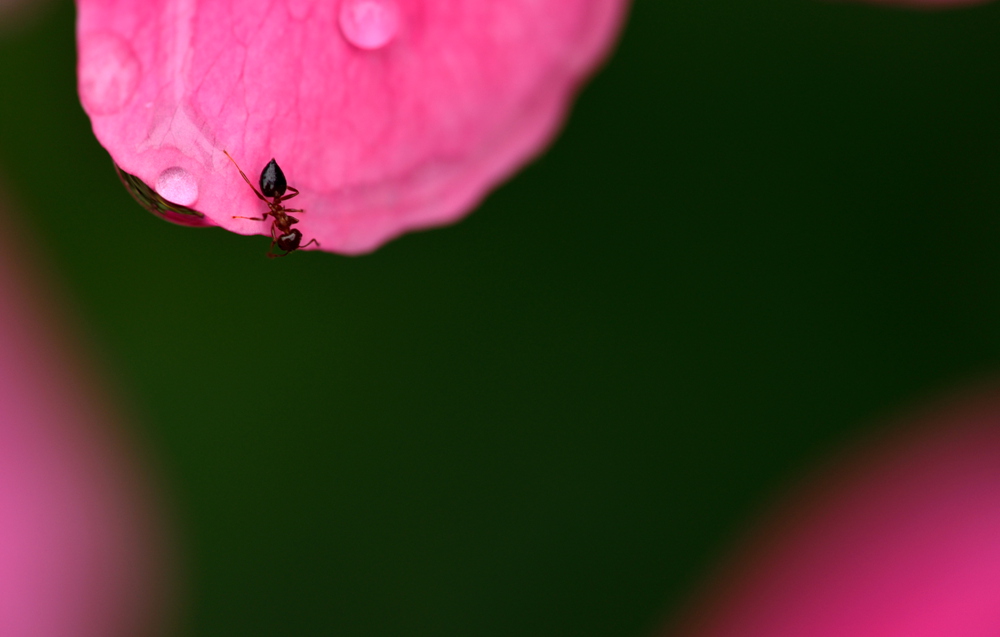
(300, 238, 319, 249)
(223, 150, 269, 203)
(265, 227, 281, 259)
(278, 186, 299, 202)
(232, 215, 269, 221)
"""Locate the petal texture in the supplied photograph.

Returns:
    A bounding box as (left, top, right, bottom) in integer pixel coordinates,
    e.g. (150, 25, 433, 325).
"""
(77, 0, 630, 254)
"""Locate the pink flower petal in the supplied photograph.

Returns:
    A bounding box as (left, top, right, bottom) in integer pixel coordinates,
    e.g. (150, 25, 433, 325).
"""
(0, 198, 175, 636)
(77, 1, 630, 254)
(669, 386, 1000, 637)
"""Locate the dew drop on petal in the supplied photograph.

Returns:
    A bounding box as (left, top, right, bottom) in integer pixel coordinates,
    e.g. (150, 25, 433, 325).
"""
(77, 32, 140, 115)
(339, 0, 400, 51)
(155, 167, 198, 206)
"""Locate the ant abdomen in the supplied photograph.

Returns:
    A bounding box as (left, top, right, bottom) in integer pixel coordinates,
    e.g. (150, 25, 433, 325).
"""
(259, 159, 287, 198)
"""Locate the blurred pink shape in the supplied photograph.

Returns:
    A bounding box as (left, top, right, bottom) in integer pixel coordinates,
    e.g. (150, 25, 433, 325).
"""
(669, 387, 1000, 637)
(0, 202, 174, 636)
(76, 0, 629, 254)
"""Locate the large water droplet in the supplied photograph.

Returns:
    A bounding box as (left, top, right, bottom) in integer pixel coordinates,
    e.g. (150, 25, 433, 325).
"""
(155, 167, 198, 206)
(78, 32, 140, 115)
(339, 0, 400, 51)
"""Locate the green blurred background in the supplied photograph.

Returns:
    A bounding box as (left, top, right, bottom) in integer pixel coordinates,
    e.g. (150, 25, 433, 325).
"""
(2, 1, 1000, 635)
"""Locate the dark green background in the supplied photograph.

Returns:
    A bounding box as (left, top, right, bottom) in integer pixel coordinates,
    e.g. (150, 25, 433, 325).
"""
(2, 1, 999, 635)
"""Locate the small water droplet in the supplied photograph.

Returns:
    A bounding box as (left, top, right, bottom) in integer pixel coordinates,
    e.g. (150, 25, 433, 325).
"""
(155, 167, 198, 206)
(78, 32, 140, 115)
(339, 0, 400, 51)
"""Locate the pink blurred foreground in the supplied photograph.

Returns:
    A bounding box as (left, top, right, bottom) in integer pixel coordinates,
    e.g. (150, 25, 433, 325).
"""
(0, 201, 174, 636)
(76, 0, 629, 254)
(669, 387, 1000, 637)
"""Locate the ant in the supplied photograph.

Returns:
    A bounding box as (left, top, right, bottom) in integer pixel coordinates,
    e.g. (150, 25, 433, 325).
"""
(223, 150, 319, 258)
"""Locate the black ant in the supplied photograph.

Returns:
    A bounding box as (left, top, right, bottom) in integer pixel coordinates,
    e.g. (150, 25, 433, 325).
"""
(223, 150, 319, 257)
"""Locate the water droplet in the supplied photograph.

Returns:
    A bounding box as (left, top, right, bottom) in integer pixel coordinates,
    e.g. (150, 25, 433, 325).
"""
(155, 167, 198, 206)
(339, 0, 400, 51)
(78, 32, 140, 115)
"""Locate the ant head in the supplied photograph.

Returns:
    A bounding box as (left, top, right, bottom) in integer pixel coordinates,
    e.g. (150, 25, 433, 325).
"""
(259, 158, 287, 198)
(275, 228, 303, 253)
